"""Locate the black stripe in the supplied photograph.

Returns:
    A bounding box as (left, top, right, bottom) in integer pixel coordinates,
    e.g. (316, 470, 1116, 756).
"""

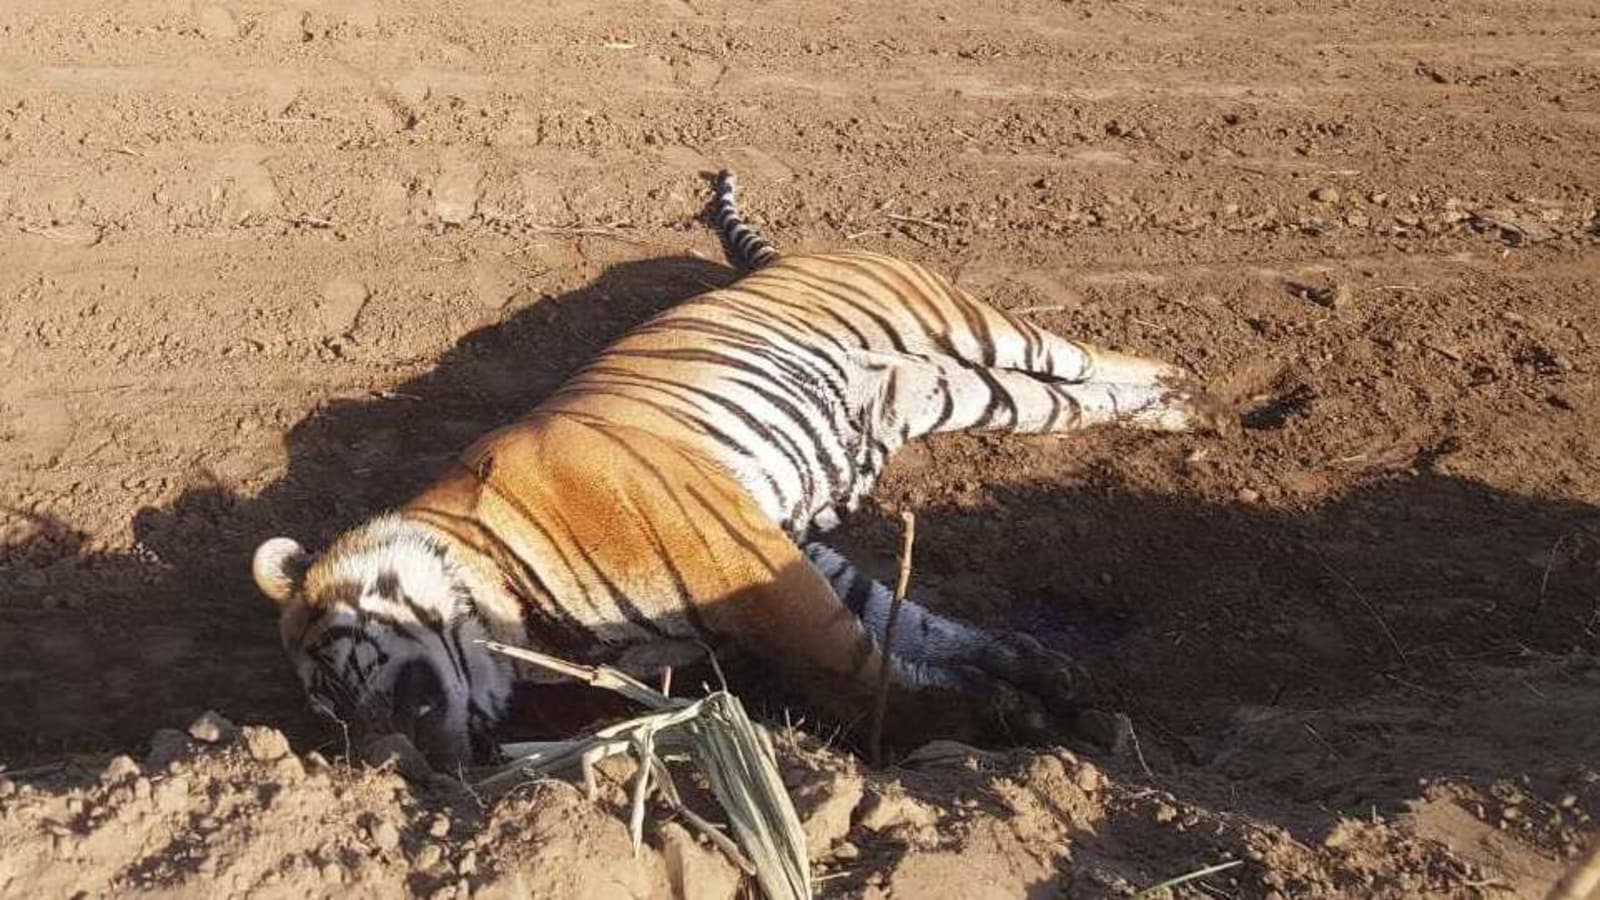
(605, 347, 847, 496)
(582, 366, 816, 508)
(842, 568, 876, 618)
(770, 267, 913, 354)
(971, 367, 1019, 429)
(829, 256, 960, 357)
(729, 283, 874, 350)
(929, 375, 956, 433)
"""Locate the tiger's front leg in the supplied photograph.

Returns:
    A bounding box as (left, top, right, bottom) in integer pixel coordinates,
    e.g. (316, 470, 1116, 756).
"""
(799, 543, 1098, 748)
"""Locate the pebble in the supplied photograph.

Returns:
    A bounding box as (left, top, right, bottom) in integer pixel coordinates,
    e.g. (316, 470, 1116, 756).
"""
(320, 862, 346, 885)
(1237, 487, 1262, 504)
(457, 849, 478, 876)
(154, 775, 191, 813)
(415, 843, 444, 870)
(187, 710, 236, 744)
(1560, 794, 1579, 809)
(241, 726, 291, 762)
(1154, 802, 1179, 824)
(832, 840, 861, 861)
(145, 728, 190, 769)
(273, 755, 306, 783)
(1311, 186, 1341, 204)
(369, 820, 401, 852)
(0, 778, 15, 798)
(795, 770, 865, 860)
(858, 789, 939, 834)
(1073, 762, 1106, 794)
(102, 754, 141, 784)
(195, 4, 239, 39)
(428, 815, 452, 838)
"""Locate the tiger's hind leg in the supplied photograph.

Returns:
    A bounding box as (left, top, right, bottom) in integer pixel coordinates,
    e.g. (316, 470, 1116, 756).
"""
(864, 352, 1207, 441)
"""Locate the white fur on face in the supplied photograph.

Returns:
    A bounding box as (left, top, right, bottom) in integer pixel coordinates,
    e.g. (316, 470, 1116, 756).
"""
(289, 516, 513, 751)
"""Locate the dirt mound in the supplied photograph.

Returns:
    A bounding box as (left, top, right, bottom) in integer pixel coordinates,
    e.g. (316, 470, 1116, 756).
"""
(5, 711, 1557, 899)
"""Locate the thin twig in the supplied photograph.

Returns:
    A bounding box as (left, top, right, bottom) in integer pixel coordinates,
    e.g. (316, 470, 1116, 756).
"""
(1313, 555, 1410, 666)
(0, 761, 65, 778)
(1125, 717, 1156, 781)
(870, 511, 917, 766)
(1302, 722, 1343, 759)
(1420, 339, 1464, 362)
(845, 228, 893, 241)
(885, 212, 952, 231)
(1535, 534, 1574, 614)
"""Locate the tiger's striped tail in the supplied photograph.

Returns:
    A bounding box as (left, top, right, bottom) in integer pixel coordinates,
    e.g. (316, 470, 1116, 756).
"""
(709, 169, 780, 272)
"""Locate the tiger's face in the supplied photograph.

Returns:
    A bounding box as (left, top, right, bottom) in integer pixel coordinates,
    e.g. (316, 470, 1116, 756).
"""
(251, 517, 511, 772)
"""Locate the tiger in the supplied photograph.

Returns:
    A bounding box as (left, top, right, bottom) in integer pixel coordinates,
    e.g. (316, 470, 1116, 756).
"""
(252, 170, 1214, 770)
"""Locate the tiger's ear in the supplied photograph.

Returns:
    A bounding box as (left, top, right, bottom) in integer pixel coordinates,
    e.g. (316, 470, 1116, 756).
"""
(253, 537, 309, 606)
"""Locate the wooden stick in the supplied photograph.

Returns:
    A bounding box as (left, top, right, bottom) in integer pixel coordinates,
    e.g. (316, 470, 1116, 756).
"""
(869, 511, 917, 766)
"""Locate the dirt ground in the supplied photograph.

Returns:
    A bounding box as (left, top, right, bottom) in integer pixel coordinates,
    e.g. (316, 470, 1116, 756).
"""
(2, 0, 1599, 895)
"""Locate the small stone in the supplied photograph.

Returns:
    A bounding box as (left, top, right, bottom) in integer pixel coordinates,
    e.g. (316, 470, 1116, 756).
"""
(428, 815, 451, 838)
(320, 862, 345, 885)
(241, 726, 291, 762)
(101, 754, 140, 784)
(1312, 186, 1341, 204)
(415, 843, 444, 870)
(901, 740, 1002, 770)
(1322, 820, 1359, 849)
(369, 820, 401, 852)
(1560, 794, 1579, 809)
(794, 770, 865, 861)
(360, 733, 434, 780)
(433, 163, 482, 225)
(1154, 802, 1180, 824)
(1073, 762, 1106, 794)
(273, 755, 306, 783)
(0, 778, 15, 798)
(318, 277, 370, 336)
(457, 849, 478, 876)
(1237, 487, 1261, 504)
(154, 775, 190, 813)
(832, 840, 861, 861)
(187, 710, 236, 744)
(195, 4, 239, 39)
(146, 728, 190, 769)
(857, 788, 939, 834)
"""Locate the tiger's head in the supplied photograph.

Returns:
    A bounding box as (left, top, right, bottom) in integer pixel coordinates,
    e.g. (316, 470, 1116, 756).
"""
(251, 515, 512, 772)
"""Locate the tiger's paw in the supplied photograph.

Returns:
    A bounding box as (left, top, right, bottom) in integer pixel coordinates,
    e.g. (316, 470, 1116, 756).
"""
(986, 631, 1084, 717)
(1157, 376, 1233, 435)
(979, 683, 1136, 755)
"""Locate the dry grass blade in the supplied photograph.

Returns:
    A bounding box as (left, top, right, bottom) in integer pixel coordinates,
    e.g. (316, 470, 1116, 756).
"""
(479, 640, 681, 710)
(476, 642, 811, 900)
(1133, 859, 1244, 898)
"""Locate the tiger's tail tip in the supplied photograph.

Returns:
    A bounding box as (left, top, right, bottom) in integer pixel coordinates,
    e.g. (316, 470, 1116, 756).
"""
(704, 167, 779, 273)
